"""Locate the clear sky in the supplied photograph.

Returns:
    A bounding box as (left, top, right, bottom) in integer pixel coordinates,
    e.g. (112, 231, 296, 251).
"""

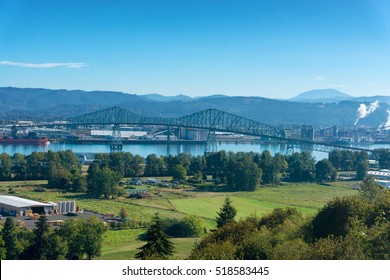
(0, 0, 389, 98)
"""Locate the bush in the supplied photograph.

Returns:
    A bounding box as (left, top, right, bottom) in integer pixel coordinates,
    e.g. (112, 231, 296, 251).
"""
(164, 215, 203, 237)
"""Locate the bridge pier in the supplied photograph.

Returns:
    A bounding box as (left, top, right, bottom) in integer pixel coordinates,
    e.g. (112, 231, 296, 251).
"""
(110, 124, 123, 151)
(205, 130, 218, 154)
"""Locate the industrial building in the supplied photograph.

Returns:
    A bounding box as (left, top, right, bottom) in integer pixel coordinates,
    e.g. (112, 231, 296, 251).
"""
(0, 195, 54, 216)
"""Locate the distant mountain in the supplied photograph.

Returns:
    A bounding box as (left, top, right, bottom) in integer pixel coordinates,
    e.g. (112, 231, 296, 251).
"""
(290, 89, 353, 103)
(1, 87, 389, 127)
(143, 93, 192, 102)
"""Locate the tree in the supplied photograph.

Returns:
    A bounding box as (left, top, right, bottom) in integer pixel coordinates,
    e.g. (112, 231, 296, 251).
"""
(57, 219, 84, 260)
(0, 153, 12, 180)
(2, 217, 23, 259)
(179, 215, 203, 237)
(145, 154, 166, 176)
(79, 217, 107, 260)
(315, 159, 337, 182)
(356, 161, 368, 180)
(286, 152, 315, 182)
(29, 215, 67, 260)
(87, 165, 122, 198)
(216, 198, 237, 228)
(164, 215, 204, 237)
(374, 148, 390, 169)
(172, 164, 187, 182)
(0, 232, 6, 259)
(359, 176, 386, 202)
(260, 150, 277, 184)
(189, 155, 207, 177)
(136, 213, 174, 259)
(11, 153, 27, 181)
(310, 196, 369, 240)
(226, 154, 261, 191)
(119, 207, 128, 219)
(205, 151, 228, 183)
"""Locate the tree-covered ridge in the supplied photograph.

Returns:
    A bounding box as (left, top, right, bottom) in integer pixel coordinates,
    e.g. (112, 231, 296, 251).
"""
(1, 87, 390, 126)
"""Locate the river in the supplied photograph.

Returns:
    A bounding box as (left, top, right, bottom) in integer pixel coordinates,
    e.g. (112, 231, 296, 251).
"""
(1, 142, 389, 160)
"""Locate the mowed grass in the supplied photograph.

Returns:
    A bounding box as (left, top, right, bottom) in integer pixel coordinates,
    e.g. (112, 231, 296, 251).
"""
(97, 228, 198, 260)
(171, 182, 358, 220)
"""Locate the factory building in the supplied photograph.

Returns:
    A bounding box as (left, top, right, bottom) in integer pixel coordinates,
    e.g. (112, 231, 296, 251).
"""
(0, 195, 54, 216)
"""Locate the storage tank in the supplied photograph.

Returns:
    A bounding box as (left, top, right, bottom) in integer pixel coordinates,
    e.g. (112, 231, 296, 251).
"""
(57, 202, 63, 214)
(65, 201, 71, 213)
(70, 201, 76, 213)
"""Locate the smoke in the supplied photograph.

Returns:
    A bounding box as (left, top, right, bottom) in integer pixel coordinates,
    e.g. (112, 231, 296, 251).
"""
(384, 110, 390, 130)
(354, 100, 380, 125)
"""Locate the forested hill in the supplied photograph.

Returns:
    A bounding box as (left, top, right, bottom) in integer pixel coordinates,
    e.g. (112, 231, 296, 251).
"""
(0, 87, 389, 127)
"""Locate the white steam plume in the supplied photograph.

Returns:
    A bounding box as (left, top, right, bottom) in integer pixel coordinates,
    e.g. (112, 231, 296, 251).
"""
(384, 110, 390, 130)
(354, 100, 380, 125)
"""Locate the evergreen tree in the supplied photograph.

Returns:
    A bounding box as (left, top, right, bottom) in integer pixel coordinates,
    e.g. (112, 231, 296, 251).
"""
(0, 230, 7, 259)
(2, 217, 23, 259)
(216, 197, 237, 228)
(136, 213, 174, 259)
(30, 215, 51, 259)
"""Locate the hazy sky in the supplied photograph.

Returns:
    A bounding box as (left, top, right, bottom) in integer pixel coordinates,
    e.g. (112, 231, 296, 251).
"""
(0, 0, 389, 98)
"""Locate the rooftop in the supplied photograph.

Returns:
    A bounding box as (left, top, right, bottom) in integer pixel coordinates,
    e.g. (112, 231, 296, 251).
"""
(0, 195, 52, 208)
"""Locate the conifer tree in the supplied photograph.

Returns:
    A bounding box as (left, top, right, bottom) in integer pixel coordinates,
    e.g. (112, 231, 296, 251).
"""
(135, 213, 174, 259)
(30, 215, 51, 259)
(2, 217, 23, 259)
(0, 232, 6, 259)
(216, 197, 237, 228)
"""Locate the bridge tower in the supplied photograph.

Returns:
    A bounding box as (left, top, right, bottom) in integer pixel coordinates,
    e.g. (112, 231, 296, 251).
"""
(205, 130, 218, 154)
(286, 141, 295, 155)
(110, 124, 123, 151)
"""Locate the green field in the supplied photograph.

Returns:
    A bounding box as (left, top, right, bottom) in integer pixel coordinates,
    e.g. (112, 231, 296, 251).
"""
(0, 180, 359, 259)
(96, 228, 198, 260)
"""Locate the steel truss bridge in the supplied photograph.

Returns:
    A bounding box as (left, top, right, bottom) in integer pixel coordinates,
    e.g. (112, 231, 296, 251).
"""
(67, 106, 373, 154)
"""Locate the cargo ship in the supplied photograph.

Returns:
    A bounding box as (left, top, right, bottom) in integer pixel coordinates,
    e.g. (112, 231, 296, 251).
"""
(0, 137, 50, 145)
(0, 130, 49, 145)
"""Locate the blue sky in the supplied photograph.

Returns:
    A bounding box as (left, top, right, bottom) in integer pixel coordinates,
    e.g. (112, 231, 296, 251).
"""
(0, 0, 389, 98)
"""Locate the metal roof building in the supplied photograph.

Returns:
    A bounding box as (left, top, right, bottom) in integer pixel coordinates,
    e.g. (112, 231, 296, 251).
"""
(0, 195, 54, 216)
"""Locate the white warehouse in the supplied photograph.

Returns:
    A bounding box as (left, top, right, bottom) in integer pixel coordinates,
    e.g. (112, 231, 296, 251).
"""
(0, 195, 54, 216)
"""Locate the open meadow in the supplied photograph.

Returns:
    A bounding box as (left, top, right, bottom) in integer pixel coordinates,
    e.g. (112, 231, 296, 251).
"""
(0, 180, 360, 259)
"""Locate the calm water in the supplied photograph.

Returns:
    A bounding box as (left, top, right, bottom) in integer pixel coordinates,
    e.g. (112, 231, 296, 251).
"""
(1, 141, 388, 160)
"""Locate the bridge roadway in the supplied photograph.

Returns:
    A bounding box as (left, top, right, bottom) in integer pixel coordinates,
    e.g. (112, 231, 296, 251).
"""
(66, 106, 373, 154)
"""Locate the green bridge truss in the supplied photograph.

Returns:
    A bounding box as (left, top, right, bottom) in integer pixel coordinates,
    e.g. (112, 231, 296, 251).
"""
(67, 106, 373, 154)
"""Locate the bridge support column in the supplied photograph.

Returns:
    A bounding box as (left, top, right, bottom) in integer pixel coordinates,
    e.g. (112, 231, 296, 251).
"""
(286, 141, 294, 155)
(205, 130, 218, 154)
(110, 124, 123, 151)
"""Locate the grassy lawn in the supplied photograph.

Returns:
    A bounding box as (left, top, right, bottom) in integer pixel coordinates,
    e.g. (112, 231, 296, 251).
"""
(0, 179, 359, 260)
(97, 228, 198, 260)
(170, 182, 358, 220)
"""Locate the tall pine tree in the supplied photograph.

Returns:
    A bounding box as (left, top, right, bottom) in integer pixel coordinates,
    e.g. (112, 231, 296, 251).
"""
(2, 217, 23, 259)
(135, 213, 174, 260)
(216, 197, 237, 228)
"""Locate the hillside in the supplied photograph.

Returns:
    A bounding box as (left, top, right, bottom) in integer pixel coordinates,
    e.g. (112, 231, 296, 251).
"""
(1, 87, 389, 127)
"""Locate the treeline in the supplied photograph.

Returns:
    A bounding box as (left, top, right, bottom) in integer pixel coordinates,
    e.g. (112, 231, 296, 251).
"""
(189, 177, 390, 260)
(0, 151, 85, 192)
(1, 149, 390, 196)
(0, 215, 106, 260)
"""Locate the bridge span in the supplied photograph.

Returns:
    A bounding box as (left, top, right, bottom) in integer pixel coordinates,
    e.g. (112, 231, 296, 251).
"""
(67, 106, 373, 154)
